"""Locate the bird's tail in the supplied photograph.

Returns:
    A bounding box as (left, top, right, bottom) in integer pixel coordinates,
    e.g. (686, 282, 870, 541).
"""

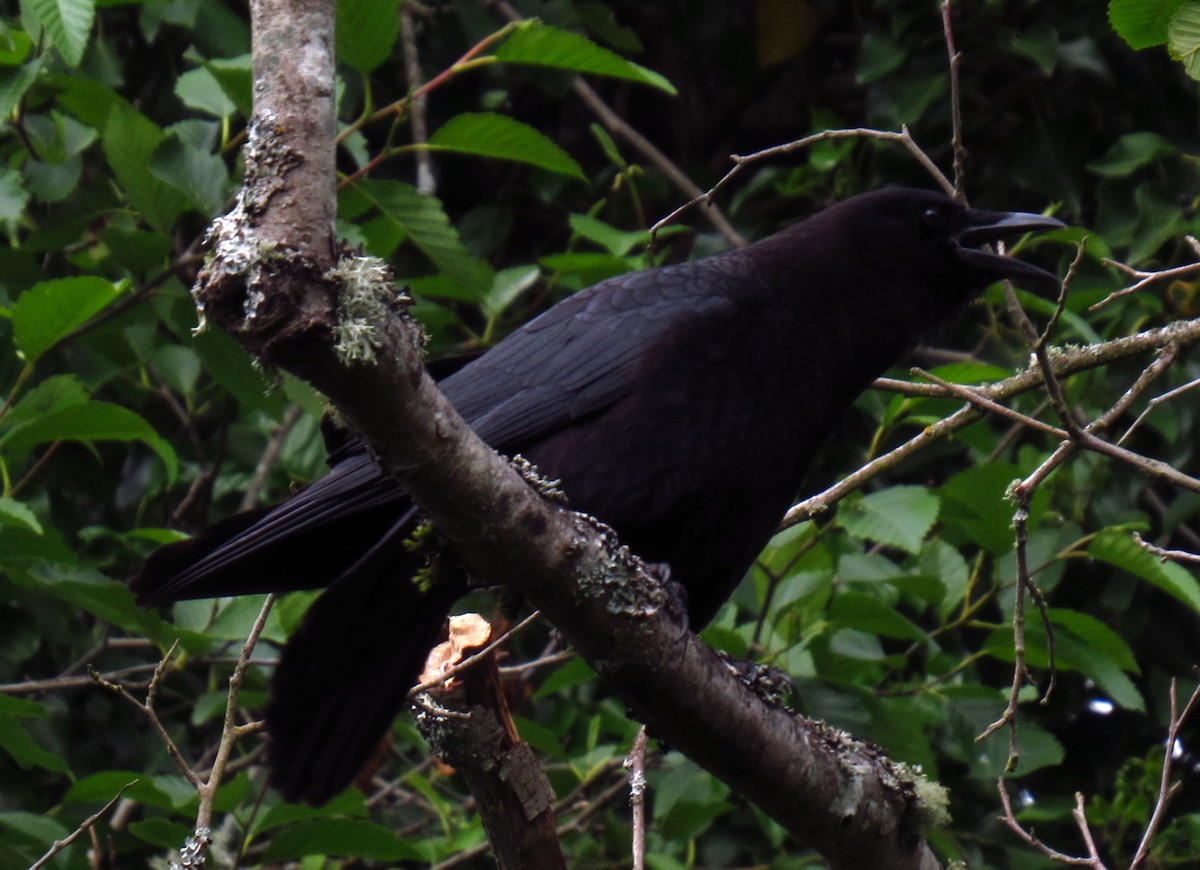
(267, 512, 465, 803)
(131, 454, 466, 803)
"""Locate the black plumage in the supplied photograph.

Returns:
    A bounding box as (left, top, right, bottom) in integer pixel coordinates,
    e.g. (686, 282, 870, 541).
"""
(133, 188, 1062, 803)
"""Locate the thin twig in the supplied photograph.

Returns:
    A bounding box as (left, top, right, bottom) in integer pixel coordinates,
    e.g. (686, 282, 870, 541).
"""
(92, 641, 202, 788)
(649, 126, 954, 240)
(997, 779, 1109, 867)
(1119, 372, 1199, 445)
(401, 2, 436, 195)
(783, 313, 1200, 526)
(625, 727, 649, 870)
(196, 595, 276, 832)
(911, 368, 1067, 438)
(1131, 678, 1200, 867)
(940, 1, 965, 199)
(1133, 532, 1200, 565)
(1091, 248, 1200, 310)
(28, 780, 138, 870)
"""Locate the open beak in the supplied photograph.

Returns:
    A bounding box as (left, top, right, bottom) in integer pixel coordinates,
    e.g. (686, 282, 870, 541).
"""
(957, 209, 1066, 292)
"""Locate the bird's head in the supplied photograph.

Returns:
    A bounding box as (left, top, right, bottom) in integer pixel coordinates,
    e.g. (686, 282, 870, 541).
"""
(834, 187, 1065, 298)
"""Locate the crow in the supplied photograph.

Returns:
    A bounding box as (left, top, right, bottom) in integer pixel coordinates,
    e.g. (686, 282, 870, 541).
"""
(133, 188, 1063, 803)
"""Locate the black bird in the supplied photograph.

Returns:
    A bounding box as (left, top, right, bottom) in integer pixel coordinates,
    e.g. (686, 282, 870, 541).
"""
(133, 188, 1063, 804)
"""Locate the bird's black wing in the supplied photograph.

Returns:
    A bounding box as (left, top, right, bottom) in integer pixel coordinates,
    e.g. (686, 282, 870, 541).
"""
(132, 256, 737, 606)
(442, 257, 739, 451)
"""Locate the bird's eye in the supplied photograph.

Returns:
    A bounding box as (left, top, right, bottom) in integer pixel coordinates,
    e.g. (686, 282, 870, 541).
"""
(920, 206, 946, 228)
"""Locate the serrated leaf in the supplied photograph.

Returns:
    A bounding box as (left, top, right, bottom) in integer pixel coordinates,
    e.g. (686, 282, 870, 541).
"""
(426, 112, 585, 180)
(190, 327, 287, 420)
(1089, 529, 1200, 614)
(149, 133, 230, 216)
(0, 400, 178, 482)
(919, 538, 970, 615)
(1169, 2, 1200, 78)
(103, 103, 184, 231)
(0, 168, 29, 232)
(10, 276, 122, 362)
(940, 462, 1048, 555)
(838, 485, 939, 555)
(24, 0, 95, 66)
(495, 22, 676, 95)
(341, 180, 493, 296)
(829, 591, 926, 641)
(0, 497, 41, 534)
(204, 55, 252, 116)
(1048, 609, 1138, 671)
(0, 56, 41, 121)
(336, 0, 397, 73)
(175, 66, 237, 118)
(0, 375, 88, 434)
(1108, 0, 1186, 49)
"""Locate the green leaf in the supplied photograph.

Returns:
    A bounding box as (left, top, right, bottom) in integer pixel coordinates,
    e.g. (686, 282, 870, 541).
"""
(204, 55, 253, 117)
(1108, 0, 1186, 49)
(1009, 22, 1060, 73)
(341, 180, 493, 296)
(0, 811, 71, 851)
(1089, 529, 1200, 615)
(857, 31, 905, 83)
(495, 22, 677, 95)
(10, 276, 122, 363)
(24, 0, 95, 66)
(0, 168, 30, 233)
(150, 133, 230, 216)
(128, 817, 193, 848)
(829, 591, 926, 641)
(939, 462, 1049, 555)
(102, 102, 184, 232)
(0, 374, 88, 434)
(569, 212, 651, 256)
(838, 485, 940, 555)
(1087, 132, 1178, 175)
(175, 66, 237, 118)
(263, 819, 425, 862)
(0, 497, 41, 534)
(538, 251, 638, 285)
(919, 538, 970, 616)
(191, 327, 287, 419)
(481, 265, 539, 320)
(1169, 1, 1200, 78)
(426, 112, 585, 180)
(0, 400, 178, 482)
(0, 715, 71, 773)
(0, 696, 46, 718)
(0, 29, 33, 66)
(336, 0, 397, 73)
(1048, 609, 1138, 671)
(0, 56, 42, 120)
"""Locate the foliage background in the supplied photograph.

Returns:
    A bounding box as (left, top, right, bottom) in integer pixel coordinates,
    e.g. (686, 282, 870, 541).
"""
(2, 0, 1200, 867)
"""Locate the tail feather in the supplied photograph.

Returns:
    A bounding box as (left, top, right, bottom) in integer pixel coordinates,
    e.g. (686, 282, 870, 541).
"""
(267, 509, 464, 803)
(132, 453, 465, 804)
(132, 454, 407, 605)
